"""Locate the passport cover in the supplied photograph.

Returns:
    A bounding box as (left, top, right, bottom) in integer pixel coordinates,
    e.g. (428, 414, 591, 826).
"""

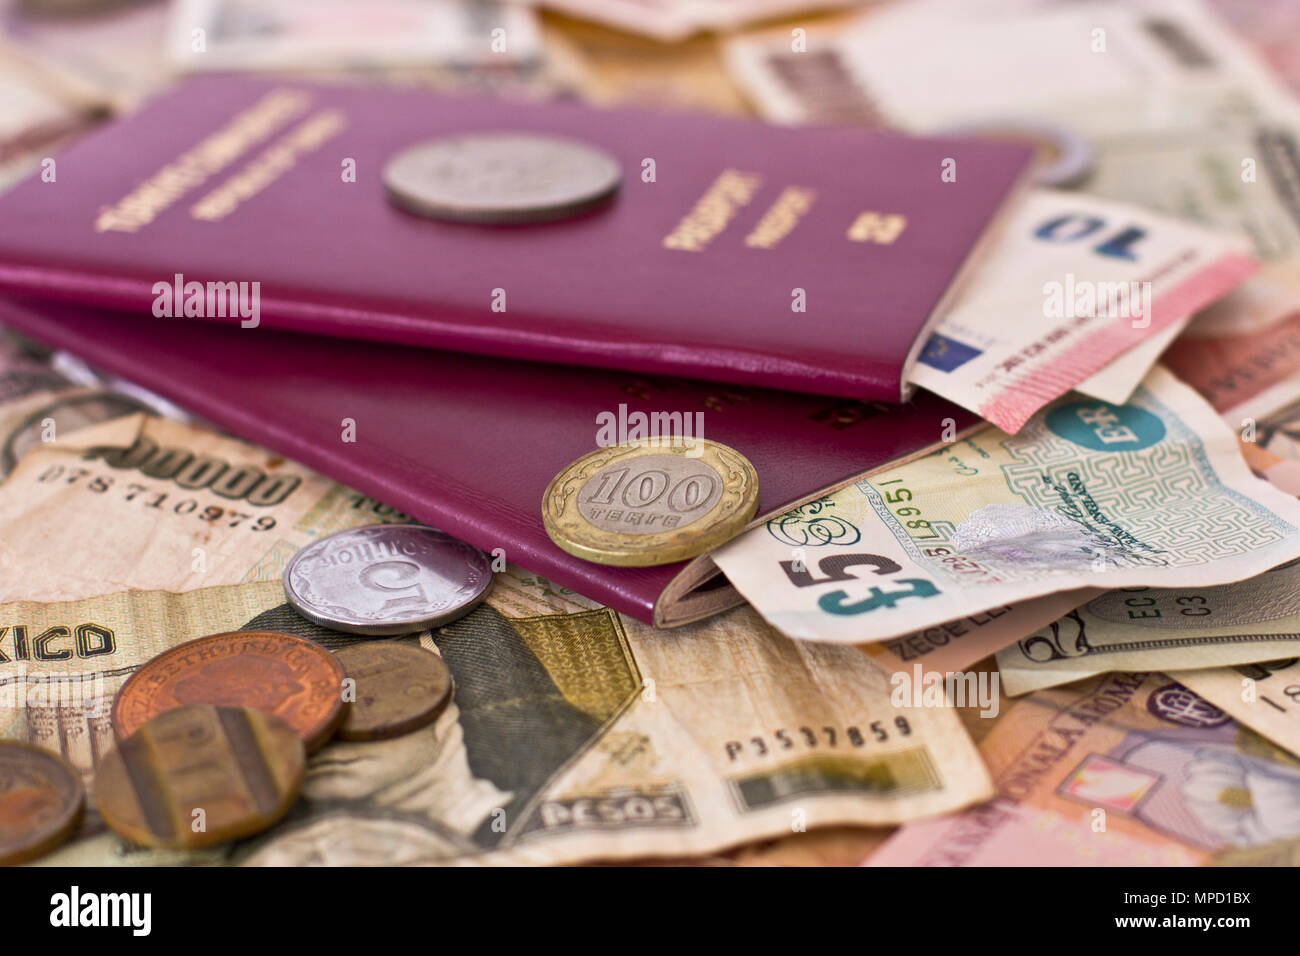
(0, 76, 1033, 402)
(0, 295, 980, 627)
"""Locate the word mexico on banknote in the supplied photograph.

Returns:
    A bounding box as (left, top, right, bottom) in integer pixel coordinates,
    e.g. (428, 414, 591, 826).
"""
(712, 367, 1300, 645)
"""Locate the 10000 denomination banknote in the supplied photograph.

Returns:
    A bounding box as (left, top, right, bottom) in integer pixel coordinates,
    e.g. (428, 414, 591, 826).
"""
(0, 412, 407, 604)
(713, 367, 1300, 645)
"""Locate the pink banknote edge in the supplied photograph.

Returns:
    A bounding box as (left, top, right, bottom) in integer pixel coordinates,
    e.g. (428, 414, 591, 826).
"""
(979, 252, 1259, 433)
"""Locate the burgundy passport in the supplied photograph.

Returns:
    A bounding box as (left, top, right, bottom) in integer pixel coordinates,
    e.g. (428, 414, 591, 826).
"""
(0, 296, 978, 627)
(0, 76, 1032, 402)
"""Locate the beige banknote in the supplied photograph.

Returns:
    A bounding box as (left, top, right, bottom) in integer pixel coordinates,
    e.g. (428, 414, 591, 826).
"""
(829, 0, 1300, 139)
(15, 571, 992, 866)
(1178, 659, 1300, 758)
(0, 336, 161, 479)
(540, 15, 751, 115)
(546, 0, 871, 43)
(0, 412, 408, 604)
(169, 0, 541, 72)
(712, 366, 1300, 645)
(996, 562, 1300, 695)
(865, 671, 1300, 865)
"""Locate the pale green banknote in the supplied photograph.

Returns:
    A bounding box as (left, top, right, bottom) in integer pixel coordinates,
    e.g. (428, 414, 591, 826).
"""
(713, 367, 1300, 644)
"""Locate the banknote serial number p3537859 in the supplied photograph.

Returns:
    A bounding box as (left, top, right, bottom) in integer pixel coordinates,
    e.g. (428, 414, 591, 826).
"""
(725, 719, 913, 761)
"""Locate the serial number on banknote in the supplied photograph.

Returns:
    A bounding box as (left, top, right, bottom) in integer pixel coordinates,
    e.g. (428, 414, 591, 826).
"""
(34, 466, 280, 531)
(872, 478, 1005, 585)
(725, 719, 912, 760)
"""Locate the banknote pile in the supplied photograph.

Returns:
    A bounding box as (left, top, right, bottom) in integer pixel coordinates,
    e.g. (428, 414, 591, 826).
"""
(5, 0, 1300, 870)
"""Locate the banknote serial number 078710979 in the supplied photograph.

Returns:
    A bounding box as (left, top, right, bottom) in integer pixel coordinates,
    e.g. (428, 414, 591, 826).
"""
(725, 719, 912, 760)
(34, 466, 279, 531)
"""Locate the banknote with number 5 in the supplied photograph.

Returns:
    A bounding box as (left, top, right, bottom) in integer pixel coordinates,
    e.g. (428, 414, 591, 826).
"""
(712, 366, 1300, 644)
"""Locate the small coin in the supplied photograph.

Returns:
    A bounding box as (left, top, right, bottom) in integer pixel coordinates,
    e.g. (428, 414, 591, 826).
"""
(334, 641, 453, 741)
(95, 705, 304, 849)
(938, 119, 1094, 187)
(112, 631, 346, 752)
(283, 524, 494, 635)
(542, 439, 760, 566)
(0, 741, 85, 865)
(383, 132, 622, 224)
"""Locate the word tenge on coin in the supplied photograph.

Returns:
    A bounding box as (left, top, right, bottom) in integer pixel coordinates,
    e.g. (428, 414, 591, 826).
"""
(383, 131, 622, 224)
(284, 524, 494, 635)
(543, 439, 760, 566)
(0, 742, 85, 865)
(94, 705, 305, 850)
(112, 631, 346, 751)
(335, 641, 454, 741)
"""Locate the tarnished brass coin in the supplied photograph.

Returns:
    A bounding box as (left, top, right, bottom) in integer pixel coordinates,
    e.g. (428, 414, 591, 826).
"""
(542, 439, 759, 566)
(112, 631, 346, 752)
(334, 641, 453, 741)
(0, 741, 84, 865)
(94, 705, 304, 849)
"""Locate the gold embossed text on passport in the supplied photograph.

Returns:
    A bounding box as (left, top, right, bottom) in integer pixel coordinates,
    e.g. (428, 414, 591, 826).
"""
(94, 89, 312, 234)
(662, 169, 763, 252)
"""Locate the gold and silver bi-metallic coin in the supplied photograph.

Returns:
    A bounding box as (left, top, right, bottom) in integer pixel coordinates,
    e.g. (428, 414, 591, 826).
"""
(543, 439, 759, 566)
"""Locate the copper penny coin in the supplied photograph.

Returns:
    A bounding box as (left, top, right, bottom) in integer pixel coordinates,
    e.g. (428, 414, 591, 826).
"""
(335, 641, 454, 741)
(0, 741, 85, 865)
(112, 631, 346, 752)
(95, 705, 305, 849)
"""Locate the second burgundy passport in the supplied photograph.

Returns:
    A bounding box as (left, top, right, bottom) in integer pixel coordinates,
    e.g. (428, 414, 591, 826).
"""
(0, 297, 978, 627)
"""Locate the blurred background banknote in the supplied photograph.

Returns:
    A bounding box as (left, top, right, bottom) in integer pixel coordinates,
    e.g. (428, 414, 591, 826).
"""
(865, 671, 1300, 866)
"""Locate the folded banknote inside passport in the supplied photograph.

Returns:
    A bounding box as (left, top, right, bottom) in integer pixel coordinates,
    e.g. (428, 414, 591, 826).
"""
(0, 75, 1033, 403)
(0, 295, 980, 628)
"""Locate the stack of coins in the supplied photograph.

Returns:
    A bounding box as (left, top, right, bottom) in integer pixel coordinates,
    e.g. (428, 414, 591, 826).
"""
(75, 523, 483, 854)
